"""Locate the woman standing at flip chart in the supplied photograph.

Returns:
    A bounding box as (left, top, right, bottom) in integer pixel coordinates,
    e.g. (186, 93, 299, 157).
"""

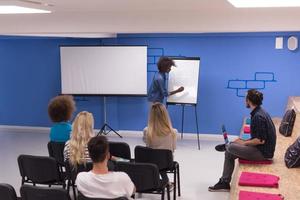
(147, 57, 184, 104)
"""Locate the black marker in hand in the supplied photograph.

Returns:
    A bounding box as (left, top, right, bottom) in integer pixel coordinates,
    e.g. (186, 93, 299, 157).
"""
(177, 86, 184, 93)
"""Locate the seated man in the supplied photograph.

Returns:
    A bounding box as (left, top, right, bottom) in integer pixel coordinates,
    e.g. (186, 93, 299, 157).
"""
(76, 136, 135, 198)
(209, 89, 277, 192)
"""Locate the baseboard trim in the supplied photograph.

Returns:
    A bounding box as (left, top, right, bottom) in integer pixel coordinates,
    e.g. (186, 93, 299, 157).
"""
(119, 130, 238, 142)
(0, 125, 238, 142)
(0, 125, 50, 134)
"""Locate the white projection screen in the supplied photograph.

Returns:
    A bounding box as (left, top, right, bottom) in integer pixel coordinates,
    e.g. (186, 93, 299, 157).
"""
(60, 46, 147, 95)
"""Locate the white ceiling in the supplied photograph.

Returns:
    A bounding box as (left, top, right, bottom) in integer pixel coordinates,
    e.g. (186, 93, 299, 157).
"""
(1, 0, 300, 37)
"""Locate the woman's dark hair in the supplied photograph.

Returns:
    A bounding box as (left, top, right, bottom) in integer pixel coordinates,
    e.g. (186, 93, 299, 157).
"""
(48, 95, 76, 122)
(157, 57, 175, 72)
(88, 136, 109, 163)
(246, 89, 263, 106)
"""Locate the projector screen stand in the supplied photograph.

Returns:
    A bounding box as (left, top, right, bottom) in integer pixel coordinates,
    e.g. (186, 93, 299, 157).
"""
(98, 96, 122, 138)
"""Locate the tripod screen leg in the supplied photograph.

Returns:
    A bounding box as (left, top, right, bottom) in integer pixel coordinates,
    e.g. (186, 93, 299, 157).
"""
(195, 105, 200, 150)
(181, 105, 185, 139)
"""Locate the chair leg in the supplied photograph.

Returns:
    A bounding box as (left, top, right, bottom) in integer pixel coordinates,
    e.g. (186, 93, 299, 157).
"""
(173, 168, 177, 200)
(161, 187, 165, 200)
(177, 164, 181, 196)
(72, 183, 77, 200)
(167, 185, 170, 200)
(67, 180, 70, 192)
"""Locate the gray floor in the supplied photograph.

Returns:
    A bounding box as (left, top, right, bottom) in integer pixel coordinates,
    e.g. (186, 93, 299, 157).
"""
(0, 130, 229, 200)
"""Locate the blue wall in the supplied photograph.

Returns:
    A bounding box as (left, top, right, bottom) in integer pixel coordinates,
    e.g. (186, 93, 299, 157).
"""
(1, 33, 299, 135)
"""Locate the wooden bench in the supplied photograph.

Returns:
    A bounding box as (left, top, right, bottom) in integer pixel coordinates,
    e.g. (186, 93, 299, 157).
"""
(230, 96, 300, 199)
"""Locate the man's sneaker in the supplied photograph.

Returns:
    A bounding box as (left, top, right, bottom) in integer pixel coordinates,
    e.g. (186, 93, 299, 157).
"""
(215, 144, 226, 152)
(208, 179, 230, 192)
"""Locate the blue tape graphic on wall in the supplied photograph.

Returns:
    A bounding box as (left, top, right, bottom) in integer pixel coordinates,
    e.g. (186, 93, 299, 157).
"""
(147, 47, 186, 71)
(227, 72, 277, 97)
(147, 48, 165, 72)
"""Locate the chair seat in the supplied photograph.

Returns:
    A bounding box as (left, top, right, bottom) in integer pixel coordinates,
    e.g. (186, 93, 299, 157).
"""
(20, 185, 71, 200)
(137, 179, 167, 193)
(165, 161, 178, 171)
(0, 183, 18, 200)
(78, 192, 128, 200)
(134, 146, 180, 200)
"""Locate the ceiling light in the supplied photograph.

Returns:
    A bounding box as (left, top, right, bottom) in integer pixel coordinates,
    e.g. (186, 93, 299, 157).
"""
(227, 0, 300, 8)
(0, 5, 51, 14)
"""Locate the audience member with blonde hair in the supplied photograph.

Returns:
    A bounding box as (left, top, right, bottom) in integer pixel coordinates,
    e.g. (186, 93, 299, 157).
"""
(48, 95, 76, 142)
(143, 103, 177, 185)
(143, 103, 177, 152)
(64, 111, 95, 166)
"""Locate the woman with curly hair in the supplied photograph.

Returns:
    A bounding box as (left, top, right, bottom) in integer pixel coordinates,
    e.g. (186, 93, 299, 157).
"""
(64, 111, 95, 165)
(48, 95, 76, 142)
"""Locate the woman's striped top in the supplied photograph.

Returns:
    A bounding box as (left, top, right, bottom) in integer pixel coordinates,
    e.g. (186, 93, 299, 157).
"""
(63, 140, 91, 163)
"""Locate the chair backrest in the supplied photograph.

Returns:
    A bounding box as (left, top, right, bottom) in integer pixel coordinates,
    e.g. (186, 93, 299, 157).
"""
(65, 161, 93, 183)
(18, 155, 61, 184)
(0, 183, 17, 200)
(116, 162, 160, 192)
(134, 146, 173, 170)
(78, 192, 128, 200)
(47, 141, 66, 166)
(20, 185, 71, 200)
(109, 142, 131, 160)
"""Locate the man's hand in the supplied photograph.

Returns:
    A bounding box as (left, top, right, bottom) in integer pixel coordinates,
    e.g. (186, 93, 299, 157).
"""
(169, 86, 185, 96)
(177, 86, 184, 93)
(233, 138, 246, 145)
(234, 138, 265, 146)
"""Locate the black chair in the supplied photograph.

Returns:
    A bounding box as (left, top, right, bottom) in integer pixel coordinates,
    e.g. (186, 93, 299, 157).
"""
(116, 162, 170, 200)
(0, 183, 18, 200)
(65, 161, 93, 199)
(109, 141, 131, 160)
(20, 185, 71, 200)
(47, 141, 66, 167)
(134, 146, 181, 200)
(78, 192, 128, 200)
(17, 154, 65, 188)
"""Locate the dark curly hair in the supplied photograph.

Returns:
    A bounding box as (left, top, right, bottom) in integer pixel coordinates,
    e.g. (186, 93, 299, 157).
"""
(48, 95, 76, 123)
(157, 57, 175, 72)
(246, 89, 263, 106)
